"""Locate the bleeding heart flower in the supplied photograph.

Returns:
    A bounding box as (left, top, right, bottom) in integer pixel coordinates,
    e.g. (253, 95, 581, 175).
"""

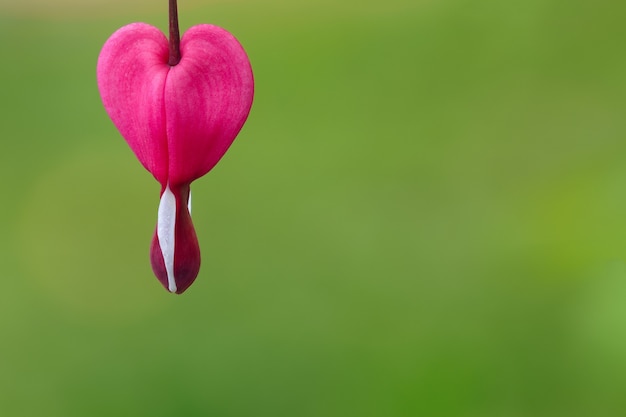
(96, 1, 254, 294)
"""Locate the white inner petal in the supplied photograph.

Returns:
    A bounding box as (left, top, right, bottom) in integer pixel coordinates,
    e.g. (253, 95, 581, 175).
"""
(157, 184, 177, 293)
(188, 190, 192, 215)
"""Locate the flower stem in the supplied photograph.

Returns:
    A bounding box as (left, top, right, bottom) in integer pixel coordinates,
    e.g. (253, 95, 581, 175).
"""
(168, 0, 181, 66)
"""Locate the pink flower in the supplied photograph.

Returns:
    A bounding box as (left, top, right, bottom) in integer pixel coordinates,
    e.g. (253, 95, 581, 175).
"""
(96, 14, 254, 293)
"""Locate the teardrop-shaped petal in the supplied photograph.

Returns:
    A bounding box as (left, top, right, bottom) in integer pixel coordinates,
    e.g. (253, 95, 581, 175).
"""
(96, 23, 169, 184)
(150, 184, 200, 294)
(164, 25, 254, 187)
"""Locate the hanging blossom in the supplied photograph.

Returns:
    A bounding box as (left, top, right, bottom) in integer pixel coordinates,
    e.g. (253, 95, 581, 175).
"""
(96, 0, 254, 294)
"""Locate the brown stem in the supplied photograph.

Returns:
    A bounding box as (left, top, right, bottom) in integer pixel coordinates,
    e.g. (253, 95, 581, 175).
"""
(168, 0, 181, 66)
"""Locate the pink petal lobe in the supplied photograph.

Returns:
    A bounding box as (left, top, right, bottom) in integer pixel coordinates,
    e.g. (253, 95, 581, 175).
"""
(164, 24, 254, 187)
(97, 23, 170, 184)
(150, 184, 200, 294)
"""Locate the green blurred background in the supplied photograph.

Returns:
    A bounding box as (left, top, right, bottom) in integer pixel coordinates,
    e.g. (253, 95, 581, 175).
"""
(1, 0, 626, 415)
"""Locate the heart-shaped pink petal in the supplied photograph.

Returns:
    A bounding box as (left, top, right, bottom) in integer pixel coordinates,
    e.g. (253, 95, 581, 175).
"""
(96, 22, 254, 186)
